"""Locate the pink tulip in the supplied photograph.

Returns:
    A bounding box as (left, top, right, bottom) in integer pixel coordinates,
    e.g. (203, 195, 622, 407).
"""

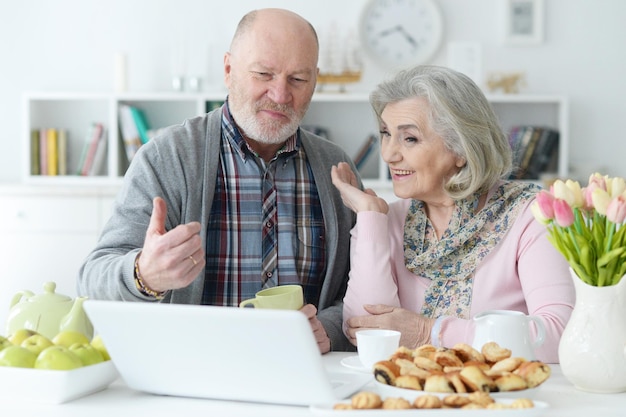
(535, 190, 555, 219)
(582, 184, 597, 211)
(588, 173, 607, 191)
(606, 195, 626, 224)
(553, 198, 575, 227)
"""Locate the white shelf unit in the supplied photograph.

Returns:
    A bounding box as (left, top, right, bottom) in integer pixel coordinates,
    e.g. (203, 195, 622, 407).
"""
(23, 92, 569, 191)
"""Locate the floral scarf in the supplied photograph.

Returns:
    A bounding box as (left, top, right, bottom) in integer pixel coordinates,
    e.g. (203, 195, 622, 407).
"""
(403, 181, 540, 319)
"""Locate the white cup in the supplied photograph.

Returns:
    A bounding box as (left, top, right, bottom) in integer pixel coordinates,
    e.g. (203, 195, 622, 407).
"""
(356, 329, 401, 370)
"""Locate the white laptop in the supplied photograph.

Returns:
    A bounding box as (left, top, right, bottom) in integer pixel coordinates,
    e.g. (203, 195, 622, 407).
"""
(83, 299, 371, 406)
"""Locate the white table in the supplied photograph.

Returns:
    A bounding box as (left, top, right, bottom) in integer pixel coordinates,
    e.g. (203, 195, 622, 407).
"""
(6, 352, 626, 416)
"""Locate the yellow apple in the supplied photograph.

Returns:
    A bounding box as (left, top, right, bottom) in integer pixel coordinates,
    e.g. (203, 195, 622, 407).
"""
(35, 345, 83, 370)
(21, 334, 54, 355)
(90, 334, 111, 361)
(68, 343, 104, 366)
(0, 336, 12, 352)
(52, 330, 90, 348)
(0, 345, 37, 368)
(8, 329, 39, 346)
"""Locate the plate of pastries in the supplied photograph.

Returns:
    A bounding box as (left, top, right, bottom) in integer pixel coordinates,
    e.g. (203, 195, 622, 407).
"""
(311, 390, 548, 415)
(372, 341, 550, 400)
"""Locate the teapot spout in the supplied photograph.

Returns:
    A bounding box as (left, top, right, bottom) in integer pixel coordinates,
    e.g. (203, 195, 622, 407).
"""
(59, 296, 94, 340)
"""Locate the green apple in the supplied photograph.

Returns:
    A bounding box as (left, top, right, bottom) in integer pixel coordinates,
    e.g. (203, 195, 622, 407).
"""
(0, 336, 12, 352)
(68, 343, 104, 366)
(52, 330, 90, 348)
(35, 345, 83, 370)
(8, 329, 39, 346)
(0, 345, 37, 368)
(21, 334, 54, 355)
(90, 334, 111, 361)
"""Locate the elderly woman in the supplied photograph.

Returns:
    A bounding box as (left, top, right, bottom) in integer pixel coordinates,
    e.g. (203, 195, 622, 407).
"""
(331, 65, 574, 363)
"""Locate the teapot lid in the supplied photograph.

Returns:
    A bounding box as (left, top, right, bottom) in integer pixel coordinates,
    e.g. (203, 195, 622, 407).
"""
(28, 282, 72, 303)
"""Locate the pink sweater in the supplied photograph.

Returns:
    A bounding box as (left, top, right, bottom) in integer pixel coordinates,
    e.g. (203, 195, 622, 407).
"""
(343, 197, 575, 363)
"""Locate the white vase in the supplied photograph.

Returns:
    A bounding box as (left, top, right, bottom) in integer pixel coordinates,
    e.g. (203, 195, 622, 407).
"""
(558, 268, 626, 393)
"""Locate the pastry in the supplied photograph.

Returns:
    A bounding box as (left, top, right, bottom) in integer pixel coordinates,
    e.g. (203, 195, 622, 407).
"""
(490, 356, 526, 373)
(481, 341, 512, 363)
(394, 374, 423, 390)
(494, 372, 529, 391)
(382, 397, 412, 409)
(513, 360, 551, 388)
(413, 394, 442, 409)
(459, 365, 496, 392)
(351, 391, 382, 409)
(390, 346, 415, 361)
(396, 358, 431, 380)
(373, 360, 401, 386)
(463, 360, 491, 371)
(467, 391, 495, 407)
(332, 403, 353, 410)
(442, 394, 472, 408)
(413, 356, 442, 372)
(423, 372, 455, 393)
(446, 370, 468, 393)
(452, 343, 485, 363)
(413, 344, 437, 358)
(433, 349, 464, 368)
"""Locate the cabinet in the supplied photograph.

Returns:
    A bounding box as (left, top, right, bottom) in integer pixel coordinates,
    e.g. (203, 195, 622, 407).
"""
(23, 92, 569, 192)
(0, 185, 118, 329)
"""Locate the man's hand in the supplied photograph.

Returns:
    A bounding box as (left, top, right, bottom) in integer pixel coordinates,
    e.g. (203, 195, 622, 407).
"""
(136, 197, 205, 293)
(345, 304, 435, 349)
(300, 304, 331, 353)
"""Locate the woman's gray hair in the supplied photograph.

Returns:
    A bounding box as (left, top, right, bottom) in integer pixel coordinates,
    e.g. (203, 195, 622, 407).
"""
(370, 65, 512, 200)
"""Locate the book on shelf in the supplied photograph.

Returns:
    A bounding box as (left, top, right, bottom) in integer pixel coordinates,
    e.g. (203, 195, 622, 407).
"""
(118, 104, 142, 161)
(353, 134, 379, 170)
(46, 128, 58, 176)
(508, 126, 559, 180)
(30, 128, 69, 176)
(88, 130, 108, 176)
(129, 106, 150, 145)
(30, 129, 40, 175)
(522, 129, 560, 180)
(76, 122, 105, 176)
(509, 126, 533, 172)
(57, 129, 68, 175)
(39, 129, 48, 175)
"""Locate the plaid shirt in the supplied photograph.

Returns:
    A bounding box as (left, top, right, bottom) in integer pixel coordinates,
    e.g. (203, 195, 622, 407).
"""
(202, 102, 326, 306)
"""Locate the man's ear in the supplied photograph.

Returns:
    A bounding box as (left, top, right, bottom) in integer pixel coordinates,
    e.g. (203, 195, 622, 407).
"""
(223, 52, 232, 86)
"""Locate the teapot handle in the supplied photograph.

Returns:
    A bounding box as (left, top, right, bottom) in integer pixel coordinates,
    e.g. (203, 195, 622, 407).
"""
(528, 316, 546, 348)
(9, 290, 35, 309)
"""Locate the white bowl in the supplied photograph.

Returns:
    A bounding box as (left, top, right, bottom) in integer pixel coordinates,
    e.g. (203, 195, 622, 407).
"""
(0, 361, 118, 404)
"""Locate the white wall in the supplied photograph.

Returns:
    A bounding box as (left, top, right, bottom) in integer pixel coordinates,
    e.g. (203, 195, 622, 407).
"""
(1, 0, 625, 183)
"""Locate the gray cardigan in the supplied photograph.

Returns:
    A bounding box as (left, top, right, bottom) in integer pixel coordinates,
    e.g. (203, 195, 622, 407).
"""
(77, 108, 361, 351)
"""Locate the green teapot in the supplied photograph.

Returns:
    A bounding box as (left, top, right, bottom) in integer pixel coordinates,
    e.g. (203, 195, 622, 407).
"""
(5, 281, 94, 340)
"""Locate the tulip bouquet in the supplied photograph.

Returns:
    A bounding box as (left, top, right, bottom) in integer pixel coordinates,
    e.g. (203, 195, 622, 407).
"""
(531, 173, 626, 286)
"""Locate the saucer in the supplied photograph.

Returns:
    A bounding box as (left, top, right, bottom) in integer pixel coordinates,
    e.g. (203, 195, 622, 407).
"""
(340, 355, 371, 373)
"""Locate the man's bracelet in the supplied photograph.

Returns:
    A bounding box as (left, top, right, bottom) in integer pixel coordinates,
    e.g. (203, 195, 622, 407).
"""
(134, 252, 167, 299)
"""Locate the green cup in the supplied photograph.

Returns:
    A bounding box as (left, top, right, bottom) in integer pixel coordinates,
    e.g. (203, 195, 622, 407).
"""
(239, 285, 304, 310)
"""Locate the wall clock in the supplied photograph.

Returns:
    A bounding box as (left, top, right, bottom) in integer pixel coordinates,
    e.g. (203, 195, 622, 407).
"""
(359, 0, 444, 69)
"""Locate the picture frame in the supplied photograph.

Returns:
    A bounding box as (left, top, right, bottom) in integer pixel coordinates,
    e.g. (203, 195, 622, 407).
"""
(503, 0, 544, 45)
